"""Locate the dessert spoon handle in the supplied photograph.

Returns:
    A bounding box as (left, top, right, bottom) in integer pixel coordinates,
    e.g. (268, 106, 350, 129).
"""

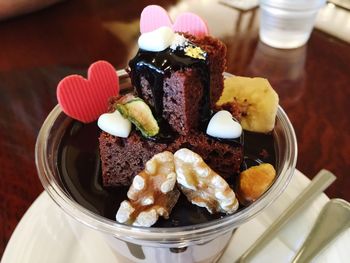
(238, 169, 336, 263)
(291, 198, 350, 263)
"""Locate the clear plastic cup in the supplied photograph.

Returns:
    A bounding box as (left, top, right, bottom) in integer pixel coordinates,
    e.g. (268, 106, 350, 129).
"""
(259, 0, 326, 49)
(35, 70, 297, 262)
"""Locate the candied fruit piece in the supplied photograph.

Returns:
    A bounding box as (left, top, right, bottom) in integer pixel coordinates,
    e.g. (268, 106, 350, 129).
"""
(237, 163, 276, 205)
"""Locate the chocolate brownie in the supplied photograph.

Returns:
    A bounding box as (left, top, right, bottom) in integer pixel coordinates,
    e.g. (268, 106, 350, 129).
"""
(99, 131, 168, 186)
(129, 33, 226, 136)
(183, 33, 227, 105)
(99, 130, 243, 187)
(162, 69, 204, 134)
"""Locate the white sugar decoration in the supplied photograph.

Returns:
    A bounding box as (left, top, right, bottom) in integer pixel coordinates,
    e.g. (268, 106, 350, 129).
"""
(97, 110, 132, 138)
(138, 26, 175, 52)
(206, 110, 242, 139)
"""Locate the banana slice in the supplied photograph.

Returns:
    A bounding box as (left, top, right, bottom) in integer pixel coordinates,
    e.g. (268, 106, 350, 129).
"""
(217, 76, 279, 133)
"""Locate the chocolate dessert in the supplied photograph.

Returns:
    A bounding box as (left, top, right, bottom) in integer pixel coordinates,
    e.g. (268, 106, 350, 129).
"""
(99, 31, 243, 188)
(55, 12, 280, 227)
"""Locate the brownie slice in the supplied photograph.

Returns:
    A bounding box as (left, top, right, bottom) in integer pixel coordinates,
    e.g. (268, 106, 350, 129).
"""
(183, 33, 227, 105)
(168, 132, 243, 179)
(99, 131, 168, 186)
(162, 69, 204, 134)
(129, 33, 226, 136)
(99, 130, 243, 187)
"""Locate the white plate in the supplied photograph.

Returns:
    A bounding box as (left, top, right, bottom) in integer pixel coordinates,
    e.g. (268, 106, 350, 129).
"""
(2, 170, 350, 263)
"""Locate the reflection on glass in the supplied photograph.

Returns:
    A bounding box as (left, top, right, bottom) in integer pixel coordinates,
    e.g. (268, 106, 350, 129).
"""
(247, 41, 306, 108)
(223, 5, 259, 75)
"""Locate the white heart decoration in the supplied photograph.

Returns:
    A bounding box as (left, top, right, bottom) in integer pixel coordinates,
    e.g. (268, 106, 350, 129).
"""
(206, 110, 242, 139)
(97, 110, 132, 138)
(138, 26, 175, 52)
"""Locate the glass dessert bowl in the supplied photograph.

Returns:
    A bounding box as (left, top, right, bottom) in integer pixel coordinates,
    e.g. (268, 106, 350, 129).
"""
(36, 70, 297, 263)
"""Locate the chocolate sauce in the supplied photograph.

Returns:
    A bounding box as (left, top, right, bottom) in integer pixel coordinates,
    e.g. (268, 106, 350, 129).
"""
(57, 121, 276, 227)
(146, 119, 178, 143)
(128, 45, 211, 130)
(207, 132, 244, 149)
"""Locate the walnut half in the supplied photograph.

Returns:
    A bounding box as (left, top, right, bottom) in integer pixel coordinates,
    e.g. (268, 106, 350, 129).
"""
(116, 151, 180, 227)
(174, 148, 239, 214)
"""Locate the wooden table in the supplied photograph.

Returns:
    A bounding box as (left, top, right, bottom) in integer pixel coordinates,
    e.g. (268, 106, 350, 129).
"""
(1, 0, 349, 257)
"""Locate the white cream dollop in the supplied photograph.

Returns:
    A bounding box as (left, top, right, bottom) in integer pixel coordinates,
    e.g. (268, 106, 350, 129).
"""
(206, 110, 242, 139)
(138, 26, 175, 52)
(97, 110, 132, 138)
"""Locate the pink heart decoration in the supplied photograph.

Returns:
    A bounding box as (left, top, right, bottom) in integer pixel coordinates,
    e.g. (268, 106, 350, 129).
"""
(57, 61, 119, 123)
(140, 5, 208, 37)
(140, 5, 172, 33)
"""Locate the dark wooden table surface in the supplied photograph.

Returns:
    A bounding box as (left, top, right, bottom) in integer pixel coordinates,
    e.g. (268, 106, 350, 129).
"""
(1, 0, 349, 257)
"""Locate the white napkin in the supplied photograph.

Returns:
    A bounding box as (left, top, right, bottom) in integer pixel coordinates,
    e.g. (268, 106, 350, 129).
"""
(220, 170, 350, 263)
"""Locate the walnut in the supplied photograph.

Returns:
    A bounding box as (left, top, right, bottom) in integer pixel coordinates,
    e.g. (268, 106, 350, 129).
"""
(237, 163, 276, 206)
(174, 148, 239, 214)
(116, 151, 180, 227)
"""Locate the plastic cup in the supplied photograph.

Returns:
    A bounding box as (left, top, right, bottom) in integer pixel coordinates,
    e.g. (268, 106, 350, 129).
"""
(35, 70, 297, 263)
(259, 0, 326, 49)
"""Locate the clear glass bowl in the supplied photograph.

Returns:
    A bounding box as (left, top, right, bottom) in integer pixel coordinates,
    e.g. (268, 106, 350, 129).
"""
(35, 70, 297, 262)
